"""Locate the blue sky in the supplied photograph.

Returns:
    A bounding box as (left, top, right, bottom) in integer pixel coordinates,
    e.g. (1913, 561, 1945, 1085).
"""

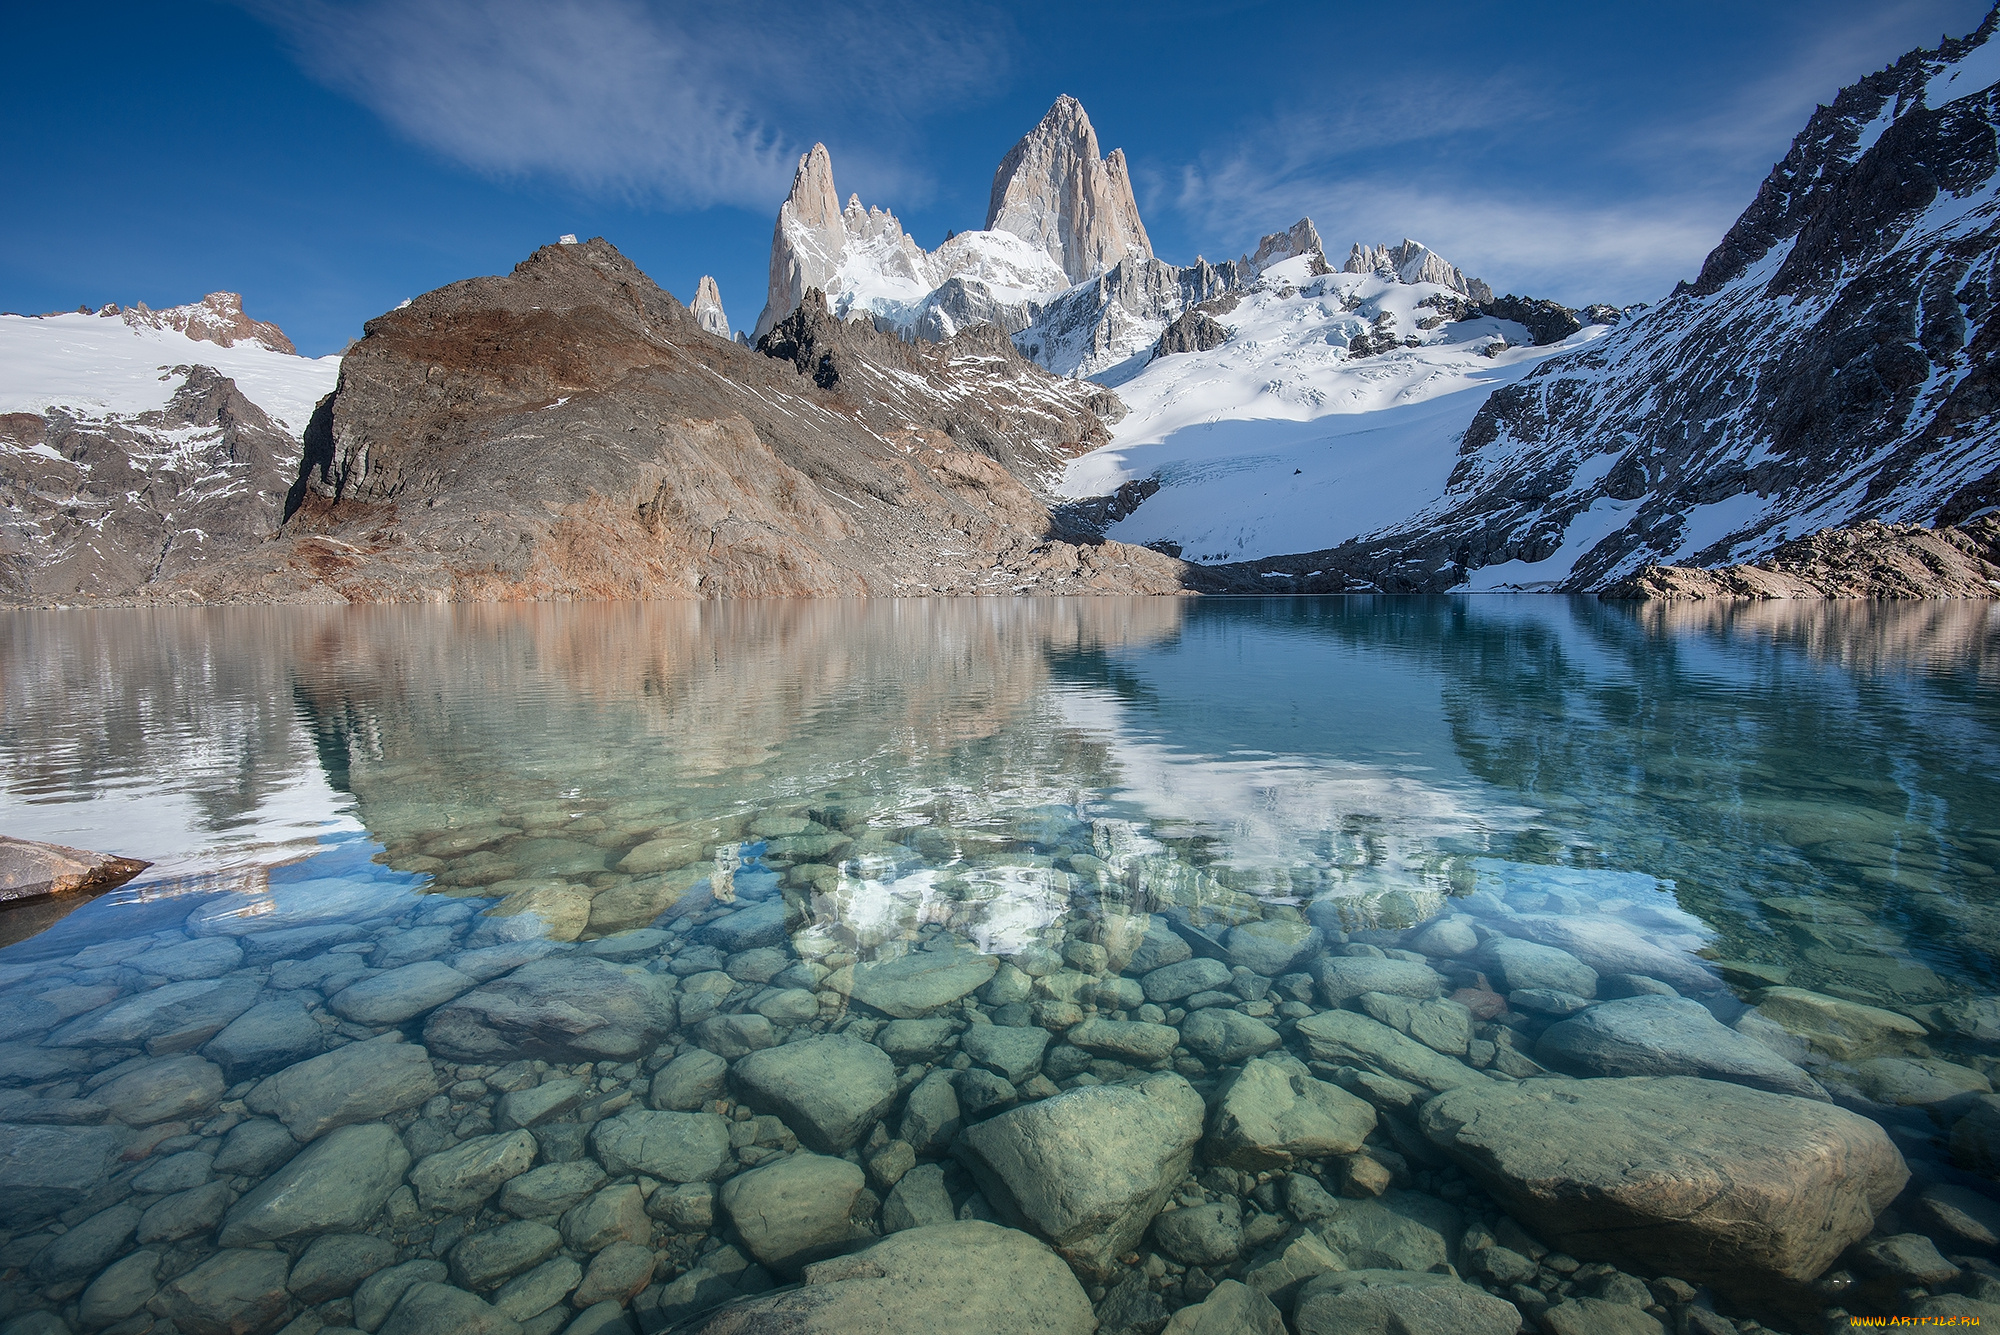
(4, 0, 1988, 355)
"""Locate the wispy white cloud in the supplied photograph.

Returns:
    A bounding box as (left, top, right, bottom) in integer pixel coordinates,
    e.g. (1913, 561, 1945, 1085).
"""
(242, 0, 1012, 212)
(1158, 0, 1986, 306)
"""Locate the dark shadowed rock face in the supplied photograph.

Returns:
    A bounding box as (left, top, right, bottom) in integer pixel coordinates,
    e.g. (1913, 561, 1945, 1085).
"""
(1152, 312, 1230, 359)
(157, 241, 1188, 603)
(1288, 13, 2000, 593)
(0, 369, 308, 604)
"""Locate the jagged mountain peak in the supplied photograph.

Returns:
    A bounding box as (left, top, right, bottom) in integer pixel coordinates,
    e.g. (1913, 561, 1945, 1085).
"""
(986, 95, 1152, 285)
(787, 144, 843, 234)
(692, 276, 730, 339)
(1343, 240, 1492, 303)
(1247, 219, 1331, 274)
(101, 292, 298, 355)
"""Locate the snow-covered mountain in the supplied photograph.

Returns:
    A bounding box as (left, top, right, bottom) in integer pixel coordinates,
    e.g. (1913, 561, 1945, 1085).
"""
(0, 299, 340, 602)
(1057, 255, 1613, 564)
(1319, 11, 2000, 592)
(747, 95, 1506, 389)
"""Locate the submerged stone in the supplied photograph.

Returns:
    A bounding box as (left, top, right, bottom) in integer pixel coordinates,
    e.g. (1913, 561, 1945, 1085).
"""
(956, 1072, 1204, 1280)
(1421, 1075, 1907, 1294)
(840, 949, 1000, 1018)
(730, 1036, 897, 1153)
(669, 1221, 1094, 1334)
(718, 1150, 867, 1274)
(219, 1122, 412, 1246)
(424, 957, 677, 1062)
(1535, 996, 1826, 1099)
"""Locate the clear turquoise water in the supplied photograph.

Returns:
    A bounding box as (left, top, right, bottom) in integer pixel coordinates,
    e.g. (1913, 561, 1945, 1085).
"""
(2, 596, 1997, 1332)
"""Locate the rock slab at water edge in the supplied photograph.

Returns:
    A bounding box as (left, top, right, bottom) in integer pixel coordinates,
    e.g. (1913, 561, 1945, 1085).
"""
(1420, 1075, 1907, 1292)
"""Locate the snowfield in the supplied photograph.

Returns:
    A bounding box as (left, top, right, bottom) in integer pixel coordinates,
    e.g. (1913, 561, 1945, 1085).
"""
(1060, 256, 1610, 564)
(0, 311, 341, 435)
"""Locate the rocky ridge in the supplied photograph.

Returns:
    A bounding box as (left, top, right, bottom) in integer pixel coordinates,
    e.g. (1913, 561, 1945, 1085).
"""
(1600, 516, 2000, 599)
(1306, 12, 2000, 593)
(0, 367, 310, 603)
(1343, 241, 1493, 305)
(133, 239, 1188, 604)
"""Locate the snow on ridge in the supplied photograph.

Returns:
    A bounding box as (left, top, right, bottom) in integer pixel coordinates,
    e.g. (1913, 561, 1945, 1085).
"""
(1057, 257, 1608, 564)
(0, 311, 340, 434)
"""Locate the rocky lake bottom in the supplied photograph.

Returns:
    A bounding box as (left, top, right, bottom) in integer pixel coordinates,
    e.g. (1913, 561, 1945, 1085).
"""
(1, 596, 1997, 1335)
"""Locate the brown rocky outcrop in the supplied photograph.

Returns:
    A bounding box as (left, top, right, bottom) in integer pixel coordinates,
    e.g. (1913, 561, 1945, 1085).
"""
(114, 292, 297, 353)
(148, 239, 1189, 604)
(0, 368, 306, 603)
(987, 95, 1153, 285)
(1600, 517, 2000, 599)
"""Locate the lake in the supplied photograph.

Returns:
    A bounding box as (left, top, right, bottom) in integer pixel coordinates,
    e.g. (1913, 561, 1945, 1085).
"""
(2, 596, 1997, 1335)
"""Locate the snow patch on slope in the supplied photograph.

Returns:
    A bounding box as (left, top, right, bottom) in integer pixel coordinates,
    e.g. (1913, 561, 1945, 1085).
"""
(1060, 257, 1606, 563)
(0, 312, 340, 433)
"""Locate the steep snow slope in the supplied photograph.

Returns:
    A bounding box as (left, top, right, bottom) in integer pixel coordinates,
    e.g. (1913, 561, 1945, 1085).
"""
(1058, 257, 1606, 563)
(0, 304, 341, 603)
(1382, 12, 2000, 592)
(0, 309, 339, 432)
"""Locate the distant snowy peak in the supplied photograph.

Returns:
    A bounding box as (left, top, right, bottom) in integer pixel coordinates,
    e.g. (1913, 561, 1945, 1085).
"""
(19, 292, 301, 355)
(1247, 219, 1331, 274)
(1343, 241, 1492, 304)
(691, 276, 730, 339)
(985, 94, 1153, 285)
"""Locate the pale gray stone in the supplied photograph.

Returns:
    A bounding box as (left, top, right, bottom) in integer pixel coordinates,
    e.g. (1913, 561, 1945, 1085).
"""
(841, 950, 999, 1018)
(0, 1122, 124, 1226)
(961, 1024, 1050, 1082)
(730, 1036, 897, 1153)
(1294, 1269, 1521, 1335)
(330, 961, 477, 1025)
(129, 1148, 211, 1195)
(50, 975, 261, 1051)
(1224, 920, 1323, 977)
(1207, 1054, 1377, 1171)
(410, 1130, 539, 1212)
(501, 1160, 608, 1219)
(1294, 1009, 1486, 1093)
(136, 1180, 236, 1243)
(1314, 957, 1445, 1006)
(573, 1241, 656, 1306)
(424, 958, 677, 1063)
(589, 1108, 731, 1182)
(898, 1069, 961, 1156)
(882, 1162, 954, 1233)
(290, 1232, 398, 1303)
(956, 1072, 1204, 1279)
(497, 1077, 586, 1129)
(450, 1221, 564, 1291)
(1149, 1200, 1242, 1266)
(719, 1151, 866, 1274)
(203, 998, 326, 1080)
(354, 1260, 448, 1333)
(1536, 996, 1825, 1099)
(876, 1018, 958, 1064)
(1141, 958, 1230, 1004)
(1486, 939, 1598, 998)
(1422, 1074, 1908, 1292)
(1178, 1009, 1281, 1065)
(1064, 1017, 1177, 1063)
(493, 1255, 582, 1321)
(213, 1117, 299, 1177)
(245, 1037, 441, 1141)
(94, 1053, 224, 1125)
(78, 1248, 160, 1327)
(1163, 1279, 1285, 1334)
(560, 1185, 648, 1253)
(150, 1248, 293, 1335)
(380, 1281, 523, 1335)
(28, 1203, 139, 1284)
(667, 1221, 1093, 1333)
(219, 1122, 412, 1246)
